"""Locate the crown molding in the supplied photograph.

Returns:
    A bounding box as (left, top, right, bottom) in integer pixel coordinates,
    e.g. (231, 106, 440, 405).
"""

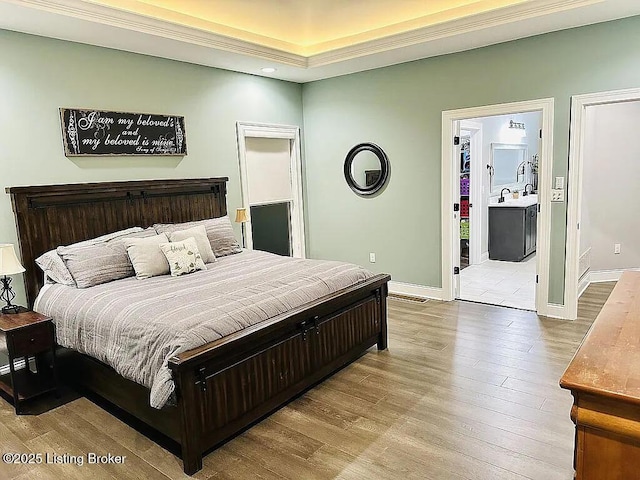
(3, 0, 308, 67)
(3, 0, 609, 69)
(308, 0, 604, 66)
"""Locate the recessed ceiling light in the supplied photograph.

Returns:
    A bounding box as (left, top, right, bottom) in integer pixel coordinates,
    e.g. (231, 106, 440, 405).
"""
(261, 67, 277, 74)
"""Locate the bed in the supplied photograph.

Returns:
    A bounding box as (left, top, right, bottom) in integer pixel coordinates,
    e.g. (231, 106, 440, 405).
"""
(6, 178, 390, 475)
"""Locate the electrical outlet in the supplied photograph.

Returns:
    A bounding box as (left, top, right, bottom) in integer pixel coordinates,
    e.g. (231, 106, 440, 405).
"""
(555, 176, 565, 190)
(369, 252, 376, 263)
(614, 244, 621, 254)
(551, 189, 565, 202)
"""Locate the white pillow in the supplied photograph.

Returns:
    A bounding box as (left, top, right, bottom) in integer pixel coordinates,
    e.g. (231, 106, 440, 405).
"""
(35, 250, 76, 286)
(167, 225, 216, 264)
(123, 233, 170, 279)
(159, 237, 206, 277)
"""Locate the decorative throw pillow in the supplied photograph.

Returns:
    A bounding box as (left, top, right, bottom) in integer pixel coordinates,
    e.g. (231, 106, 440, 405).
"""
(35, 250, 76, 286)
(159, 237, 207, 277)
(122, 233, 170, 280)
(167, 225, 216, 264)
(57, 242, 133, 288)
(154, 216, 241, 257)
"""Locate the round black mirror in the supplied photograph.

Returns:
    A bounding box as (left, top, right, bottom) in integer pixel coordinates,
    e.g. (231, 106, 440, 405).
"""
(344, 143, 389, 196)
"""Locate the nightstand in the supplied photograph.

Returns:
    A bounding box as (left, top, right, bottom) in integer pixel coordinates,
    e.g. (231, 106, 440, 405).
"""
(0, 308, 58, 414)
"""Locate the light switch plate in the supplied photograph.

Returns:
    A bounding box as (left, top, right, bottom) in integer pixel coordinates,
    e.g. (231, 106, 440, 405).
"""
(555, 176, 565, 189)
(551, 189, 565, 202)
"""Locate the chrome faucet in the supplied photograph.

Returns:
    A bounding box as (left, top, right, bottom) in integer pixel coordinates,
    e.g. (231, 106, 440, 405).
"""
(499, 188, 511, 203)
(523, 184, 534, 196)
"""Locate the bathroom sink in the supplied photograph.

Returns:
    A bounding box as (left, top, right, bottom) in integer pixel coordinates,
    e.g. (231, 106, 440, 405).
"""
(489, 194, 538, 208)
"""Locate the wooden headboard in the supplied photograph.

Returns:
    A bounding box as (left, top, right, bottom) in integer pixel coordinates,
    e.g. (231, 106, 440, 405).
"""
(6, 177, 229, 307)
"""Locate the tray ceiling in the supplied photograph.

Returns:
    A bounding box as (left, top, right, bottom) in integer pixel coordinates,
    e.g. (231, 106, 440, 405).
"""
(90, 0, 530, 54)
(1, 0, 639, 82)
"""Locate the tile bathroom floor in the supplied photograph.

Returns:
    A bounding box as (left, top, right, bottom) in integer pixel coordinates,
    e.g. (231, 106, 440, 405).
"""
(459, 254, 536, 310)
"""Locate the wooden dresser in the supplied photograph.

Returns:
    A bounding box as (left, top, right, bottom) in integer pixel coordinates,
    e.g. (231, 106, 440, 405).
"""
(560, 271, 640, 480)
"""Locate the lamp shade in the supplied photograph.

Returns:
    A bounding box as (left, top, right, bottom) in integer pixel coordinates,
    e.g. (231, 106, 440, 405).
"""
(0, 244, 26, 275)
(235, 208, 249, 223)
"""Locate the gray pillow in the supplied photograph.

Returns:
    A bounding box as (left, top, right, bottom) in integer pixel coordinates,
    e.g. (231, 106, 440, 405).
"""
(35, 250, 76, 286)
(57, 242, 134, 288)
(167, 225, 216, 264)
(106, 227, 157, 244)
(123, 234, 170, 279)
(56, 228, 157, 288)
(154, 216, 241, 257)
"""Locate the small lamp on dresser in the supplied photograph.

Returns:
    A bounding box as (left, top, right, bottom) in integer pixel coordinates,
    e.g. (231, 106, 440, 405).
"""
(0, 244, 26, 314)
(235, 208, 249, 248)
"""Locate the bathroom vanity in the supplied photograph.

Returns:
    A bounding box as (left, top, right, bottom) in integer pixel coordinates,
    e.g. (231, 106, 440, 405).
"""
(488, 195, 537, 262)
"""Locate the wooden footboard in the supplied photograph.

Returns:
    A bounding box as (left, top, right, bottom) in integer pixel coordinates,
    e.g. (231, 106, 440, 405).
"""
(170, 274, 390, 474)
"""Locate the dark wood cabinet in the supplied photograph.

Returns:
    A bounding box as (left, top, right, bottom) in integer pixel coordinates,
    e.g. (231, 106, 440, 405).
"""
(489, 204, 537, 262)
(0, 309, 58, 414)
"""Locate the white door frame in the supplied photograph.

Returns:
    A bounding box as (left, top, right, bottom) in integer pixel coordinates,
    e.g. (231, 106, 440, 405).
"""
(442, 98, 554, 315)
(236, 121, 306, 258)
(564, 87, 640, 320)
(460, 120, 483, 266)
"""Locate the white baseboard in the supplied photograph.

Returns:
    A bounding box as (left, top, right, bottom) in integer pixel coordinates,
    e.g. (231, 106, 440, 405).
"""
(590, 268, 640, 283)
(578, 272, 591, 298)
(389, 281, 572, 318)
(480, 252, 489, 263)
(389, 281, 443, 300)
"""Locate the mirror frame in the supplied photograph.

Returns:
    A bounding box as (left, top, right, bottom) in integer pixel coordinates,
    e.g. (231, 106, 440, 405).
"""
(489, 142, 529, 194)
(344, 142, 390, 196)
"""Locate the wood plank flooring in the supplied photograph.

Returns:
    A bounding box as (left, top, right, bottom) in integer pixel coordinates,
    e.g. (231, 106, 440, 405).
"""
(0, 282, 615, 479)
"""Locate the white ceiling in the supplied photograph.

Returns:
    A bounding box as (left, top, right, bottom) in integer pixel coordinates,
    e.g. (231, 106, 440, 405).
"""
(1, 0, 639, 83)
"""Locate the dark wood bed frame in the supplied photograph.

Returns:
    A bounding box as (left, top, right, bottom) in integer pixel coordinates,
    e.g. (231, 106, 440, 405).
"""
(6, 178, 390, 475)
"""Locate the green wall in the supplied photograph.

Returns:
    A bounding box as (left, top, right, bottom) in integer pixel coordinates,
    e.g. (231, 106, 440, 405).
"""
(3, 16, 640, 309)
(0, 30, 303, 306)
(301, 16, 640, 304)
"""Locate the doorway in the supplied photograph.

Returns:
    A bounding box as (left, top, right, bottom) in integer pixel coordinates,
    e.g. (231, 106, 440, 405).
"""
(442, 98, 555, 315)
(236, 122, 305, 258)
(565, 87, 640, 320)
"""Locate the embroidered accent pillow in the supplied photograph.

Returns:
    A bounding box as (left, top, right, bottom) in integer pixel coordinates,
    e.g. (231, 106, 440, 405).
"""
(159, 237, 207, 277)
(167, 225, 216, 264)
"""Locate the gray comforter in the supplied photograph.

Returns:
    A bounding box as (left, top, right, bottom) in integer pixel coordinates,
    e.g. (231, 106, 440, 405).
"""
(35, 250, 374, 408)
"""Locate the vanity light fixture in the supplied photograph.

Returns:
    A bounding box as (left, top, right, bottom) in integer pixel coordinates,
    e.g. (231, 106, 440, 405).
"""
(261, 67, 277, 74)
(509, 120, 526, 130)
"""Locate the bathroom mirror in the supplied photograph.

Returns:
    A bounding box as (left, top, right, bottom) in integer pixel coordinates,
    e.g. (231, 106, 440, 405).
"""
(490, 143, 528, 194)
(344, 142, 389, 196)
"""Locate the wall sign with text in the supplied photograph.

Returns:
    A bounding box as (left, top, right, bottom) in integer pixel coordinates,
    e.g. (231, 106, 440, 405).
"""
(60, 108, 187, 156)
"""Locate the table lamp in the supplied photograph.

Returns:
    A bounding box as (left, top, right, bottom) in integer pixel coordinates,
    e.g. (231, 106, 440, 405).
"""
(235, 208, 249, 248)
(0, 244, 26, 314)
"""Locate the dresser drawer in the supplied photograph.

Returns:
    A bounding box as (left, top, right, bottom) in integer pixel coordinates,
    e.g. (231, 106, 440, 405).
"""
(8, 323, 53, 357)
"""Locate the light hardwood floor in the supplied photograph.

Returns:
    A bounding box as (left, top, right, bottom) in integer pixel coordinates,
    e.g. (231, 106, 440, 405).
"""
(0, 282, 615, 480)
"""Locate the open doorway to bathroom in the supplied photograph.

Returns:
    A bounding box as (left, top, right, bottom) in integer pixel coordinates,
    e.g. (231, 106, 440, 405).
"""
(457, 111, 541, 310)
(442, 98, 555, 315)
